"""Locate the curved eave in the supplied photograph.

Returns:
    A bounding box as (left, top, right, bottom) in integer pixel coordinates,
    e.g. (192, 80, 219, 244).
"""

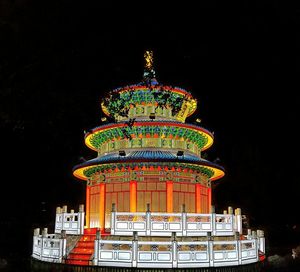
(113, 84, 193, 98)
(101, 84, 197, 117)
(73, 159, 225, 181)
(85, 121, 213, 151)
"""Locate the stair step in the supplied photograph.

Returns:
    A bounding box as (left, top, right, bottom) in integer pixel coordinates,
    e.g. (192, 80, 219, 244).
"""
(65, 259, 90, 265)
(80, 235, 96, 242)
(84, 228, 98, 235)
(68, 253, 91, 260)
(77, 241, 94, 248)
(66, 231, 97, 266)
(72, 248, 94, 254)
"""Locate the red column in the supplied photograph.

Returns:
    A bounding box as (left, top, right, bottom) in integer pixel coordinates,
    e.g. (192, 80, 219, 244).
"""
(208, 187, 212, 213)
(99, 183, 106, 231)
(130, 181, 137, 212)
(166, 181, 173, 213)
(195, 184, 201, 213)
(86, 185, 90, 228)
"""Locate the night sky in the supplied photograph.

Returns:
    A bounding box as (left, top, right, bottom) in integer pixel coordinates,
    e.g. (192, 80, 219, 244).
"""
(1, 2, 300, 257)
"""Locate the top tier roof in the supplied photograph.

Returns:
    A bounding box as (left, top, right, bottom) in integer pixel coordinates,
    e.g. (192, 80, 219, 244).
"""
(100, 51, 197, 122)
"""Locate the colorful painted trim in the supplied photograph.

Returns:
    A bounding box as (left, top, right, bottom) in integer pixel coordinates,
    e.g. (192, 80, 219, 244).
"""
(73, 156, 225, 181)
(85, 121, 213, 152)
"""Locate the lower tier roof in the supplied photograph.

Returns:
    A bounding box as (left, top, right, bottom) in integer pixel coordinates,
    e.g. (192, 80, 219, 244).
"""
(73, 151, 225, 181)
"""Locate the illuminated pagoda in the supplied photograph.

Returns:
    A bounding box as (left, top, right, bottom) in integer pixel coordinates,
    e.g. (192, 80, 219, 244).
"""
(73, 50, 224, 231)
(32, 51, 265, 269)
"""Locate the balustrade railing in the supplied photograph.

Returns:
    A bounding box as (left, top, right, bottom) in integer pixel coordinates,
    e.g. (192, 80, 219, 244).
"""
(111, 210, 239, 237)
(54, 205, 85, 235)
(93, 237, 259, 268)
(32, 228, 66, 263)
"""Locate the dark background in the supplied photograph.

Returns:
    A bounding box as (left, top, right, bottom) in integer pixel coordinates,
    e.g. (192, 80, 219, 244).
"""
(0, 1, 299, 261)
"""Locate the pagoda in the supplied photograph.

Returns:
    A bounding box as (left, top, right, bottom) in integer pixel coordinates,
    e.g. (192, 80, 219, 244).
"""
(32, 51, 265, 269)
(73, 51, 225, 231)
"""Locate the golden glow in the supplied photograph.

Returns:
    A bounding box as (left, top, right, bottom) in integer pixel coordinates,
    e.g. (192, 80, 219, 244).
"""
(99, 183, 106, 231)
(130, 181, 137, 212)
(144, 50, 154, 70)
(187, 98, 197, 117)
(177, 100, 192, 122)
(166, 181, 173, 213)
(101, 101, 110, 116)
(86, 186, 90, 228)
(73, 163, 224, 181)
(195, 184, 201, 213)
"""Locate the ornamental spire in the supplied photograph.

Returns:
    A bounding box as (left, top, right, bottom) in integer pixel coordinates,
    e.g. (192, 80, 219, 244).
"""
(143, 50, 156, 82)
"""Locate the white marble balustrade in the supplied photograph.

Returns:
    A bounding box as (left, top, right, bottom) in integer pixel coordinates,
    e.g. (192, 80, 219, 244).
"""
(94, 237, 260, 268)
(111, 211, 240, 237)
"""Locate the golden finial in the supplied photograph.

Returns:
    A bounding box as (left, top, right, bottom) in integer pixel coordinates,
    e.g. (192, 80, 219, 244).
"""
(143, 50, 156, 81)
(144, 50, 154, 70)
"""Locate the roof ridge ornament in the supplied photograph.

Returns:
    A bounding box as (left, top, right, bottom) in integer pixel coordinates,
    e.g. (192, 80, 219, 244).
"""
(143, 50, 157, 83)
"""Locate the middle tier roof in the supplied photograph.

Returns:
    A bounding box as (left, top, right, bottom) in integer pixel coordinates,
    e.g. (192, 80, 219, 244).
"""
(85, 120, 214, 152)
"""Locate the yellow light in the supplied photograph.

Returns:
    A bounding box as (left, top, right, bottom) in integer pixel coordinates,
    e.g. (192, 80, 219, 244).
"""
(195, 184, 201, 213)
(144, 50, 154, 70)
(166, 181, 173, 213)
(130, 181, 137, 212)
(86, 186, 90, 228)
(99, 183, 106, 231)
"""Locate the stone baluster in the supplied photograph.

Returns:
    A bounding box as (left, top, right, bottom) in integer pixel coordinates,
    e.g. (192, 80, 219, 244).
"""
(235, 231, 242, 265)
(61, 230, 67, 262)
(79, 204, 85, 235)
(207, 231, 214, 267)
(111, 203, 116, 235)
(181, 204, 187, 236)
(235, 208, 242, 234)
(132, 231, 138, 267)
(55, 207, 62, 234)
(93, 228, 101, 265)
(257, 230, 265, 254)
(247, 228, 252, 239)
(62, 205, 67, 231)
(146, 203, 151, 236)
(211, 205, 216, 236)
(228, 206, 233, 227)
(33, 228, 40, 237)
(41, 228, 48, 259)
(172, 232, 177, 268)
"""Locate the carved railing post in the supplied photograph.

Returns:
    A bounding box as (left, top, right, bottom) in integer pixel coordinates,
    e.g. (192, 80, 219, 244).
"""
(172, 232, 177, 268)
(146, 203, 151, 236)
(257, 230, 265, 254)
(62, 205, 67, 231)
(79, 204, 85, 235)
(207, 231, 213, 267)
(111, 203, 116, 235)
(235, 231, 242, 265)
(132, 231, 138, 267)
(181, 204, 187, 236)
(211, 205, 216, 236)
(93, 228, 101, 265)
(235, 208, 242, 234)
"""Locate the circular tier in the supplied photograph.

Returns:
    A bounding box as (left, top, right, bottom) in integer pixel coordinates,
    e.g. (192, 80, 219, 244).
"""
(73, 151, 225, 181)
(85, 121, 214, 155)
(101, 83, 197, 122)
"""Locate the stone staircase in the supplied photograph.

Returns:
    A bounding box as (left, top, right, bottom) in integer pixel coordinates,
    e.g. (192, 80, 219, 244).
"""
(65, 228, 97, 265)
